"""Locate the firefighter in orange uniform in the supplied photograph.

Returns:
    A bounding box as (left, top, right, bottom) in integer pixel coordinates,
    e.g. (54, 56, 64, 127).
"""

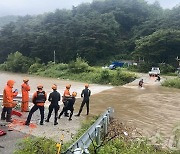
(25, 84, 47, 126)
(1, 80, 18, 122)
(21, 79, 30, 112)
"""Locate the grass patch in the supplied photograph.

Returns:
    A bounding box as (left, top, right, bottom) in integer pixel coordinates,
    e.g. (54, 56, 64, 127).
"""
(162, 77, 180, 89)
(90, 138, 173, 154)
(14, 137, 57, 154)
(61, 116, 98, 153)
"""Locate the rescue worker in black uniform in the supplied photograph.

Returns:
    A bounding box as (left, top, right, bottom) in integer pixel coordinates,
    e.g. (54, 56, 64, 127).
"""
(156, 75, 161, 82)
(45, 84, 60, 125)
(58, 92, 77, 121)
(25, 84, 47, 126)
(76, 84, 91, 116)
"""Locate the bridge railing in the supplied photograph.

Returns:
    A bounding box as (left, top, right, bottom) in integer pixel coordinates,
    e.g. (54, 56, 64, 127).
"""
(65, 107, 114, 154)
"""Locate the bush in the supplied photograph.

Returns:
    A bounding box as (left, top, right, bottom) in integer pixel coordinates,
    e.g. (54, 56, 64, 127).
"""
(94, 138, 172, 154)
(28, 63, 45, 74)
(0, 51, 34, 73)
(159, 63, 175, 74)
(99, 69, 111, 84)
(162, 78, 180, 89)
(0, 63, 7, 71)
(55, 63, 68, 70)
(68, 57, 90, 73)
(14, 137, 57, 154)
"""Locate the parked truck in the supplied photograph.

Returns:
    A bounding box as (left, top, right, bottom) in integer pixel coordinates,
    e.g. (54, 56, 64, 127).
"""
(149, 67, 160, 77)
(109, 62, 124, 70)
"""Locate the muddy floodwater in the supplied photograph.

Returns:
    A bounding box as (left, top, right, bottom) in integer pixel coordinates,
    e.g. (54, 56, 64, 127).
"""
(90, 76, 180, 141)
(0, 71, 180, 140)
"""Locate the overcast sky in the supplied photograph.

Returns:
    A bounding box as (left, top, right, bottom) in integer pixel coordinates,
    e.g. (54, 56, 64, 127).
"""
(0, 0, 179, 17)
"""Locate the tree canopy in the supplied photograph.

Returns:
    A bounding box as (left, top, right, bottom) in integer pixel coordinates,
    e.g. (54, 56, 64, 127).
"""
(0, 0, 179, 66)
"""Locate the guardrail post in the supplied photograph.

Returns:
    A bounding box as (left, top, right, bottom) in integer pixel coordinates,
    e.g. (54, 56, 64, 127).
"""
(108, 107, 114, 117)
(96, 125, 101, 146)
(104, 116, 108, 135)
(106, 112, 110, 124)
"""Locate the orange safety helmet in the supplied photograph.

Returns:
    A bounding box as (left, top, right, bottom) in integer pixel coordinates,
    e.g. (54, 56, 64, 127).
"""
(37, 84, 43, 89)
(66, 84, 71, 89)
(23, 78, 29, 82)
(52, 84, 57, 90)
(72, 92, 77, 97)
(85, 83, 89, 88)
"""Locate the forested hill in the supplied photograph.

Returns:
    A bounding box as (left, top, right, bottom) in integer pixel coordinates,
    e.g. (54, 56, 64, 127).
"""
(0, 0, 179, 66)
(0, 15, 19, 29)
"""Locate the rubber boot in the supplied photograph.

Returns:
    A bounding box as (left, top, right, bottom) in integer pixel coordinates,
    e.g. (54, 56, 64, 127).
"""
(54, 121, 58, 125)
(45, 112, 51, 122)
(75, 112, 80, 116)
(1, 112, 6, 120)
(54, 116, 58, 125)
(6, 114, 13, 122)
(25, 121, 30, 126)
(69, 113, 73, 121)
(64, 111, 69, 117)
(45, 118, 49, 122)
(45, 119, 49, 122)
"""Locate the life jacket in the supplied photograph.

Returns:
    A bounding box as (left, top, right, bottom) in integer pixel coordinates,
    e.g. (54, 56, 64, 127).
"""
(62, 89, 70, 102)
(35, 91, 46, 103)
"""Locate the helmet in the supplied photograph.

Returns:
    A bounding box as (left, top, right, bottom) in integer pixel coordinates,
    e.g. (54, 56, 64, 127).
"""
(72, 92, 77, 97)
(66, 84, 71, 89)
(85, 83, 89, 88)
(23, 78, 29, 82)
(52, 84, 57, 90)
(37, 84, 43, 89)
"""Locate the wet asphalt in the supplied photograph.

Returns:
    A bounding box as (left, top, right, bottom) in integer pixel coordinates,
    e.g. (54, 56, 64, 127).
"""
(0, 122, 26, 154)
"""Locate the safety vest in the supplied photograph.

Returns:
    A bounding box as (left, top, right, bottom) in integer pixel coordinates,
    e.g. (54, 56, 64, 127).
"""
(35, 91, 46, 103)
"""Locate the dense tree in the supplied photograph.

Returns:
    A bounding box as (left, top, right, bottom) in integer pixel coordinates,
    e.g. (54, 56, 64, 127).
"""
(134, 29, 180, 65)
(0, 0, 179, 66)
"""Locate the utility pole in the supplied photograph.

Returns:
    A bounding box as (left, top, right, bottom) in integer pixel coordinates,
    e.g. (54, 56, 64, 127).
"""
(176, 56, 180, 77)
(54, 50, 56, 64)
(176, 56, 180, 68)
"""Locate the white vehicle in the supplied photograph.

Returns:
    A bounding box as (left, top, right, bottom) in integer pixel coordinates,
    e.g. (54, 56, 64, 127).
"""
(149, 67, 160, 77)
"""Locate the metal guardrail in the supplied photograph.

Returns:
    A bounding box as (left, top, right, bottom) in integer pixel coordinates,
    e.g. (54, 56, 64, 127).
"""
(65, 107, 114, 154)
(0, 94, 32, 103)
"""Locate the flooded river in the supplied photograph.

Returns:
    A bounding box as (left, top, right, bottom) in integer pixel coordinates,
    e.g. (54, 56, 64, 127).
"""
(90, 76, 180, 142)
(0, 71, 180, 141)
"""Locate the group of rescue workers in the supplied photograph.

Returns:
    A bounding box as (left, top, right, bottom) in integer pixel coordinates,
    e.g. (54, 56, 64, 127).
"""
(1, 79, 91, 126)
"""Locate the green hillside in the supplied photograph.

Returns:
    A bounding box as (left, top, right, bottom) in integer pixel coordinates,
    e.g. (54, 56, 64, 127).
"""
(0, 0, 179, 67)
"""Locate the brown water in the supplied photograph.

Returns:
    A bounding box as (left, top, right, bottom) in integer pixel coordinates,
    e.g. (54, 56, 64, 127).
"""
(0, 71, 113, 98)
(0, 71, 180, 140)
(89, 76, 180, 140)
